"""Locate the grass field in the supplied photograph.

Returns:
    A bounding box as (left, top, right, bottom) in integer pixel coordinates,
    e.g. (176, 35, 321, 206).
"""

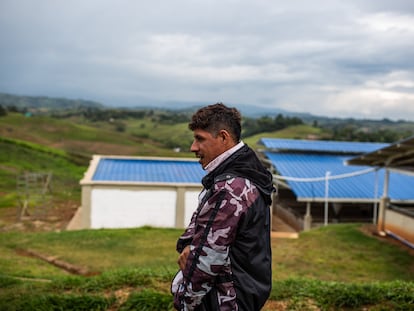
(0, 113, 194, 159)
(0, 224, 413, 310)
(1, 112, 413, 309)
(243, 124, 329, 148)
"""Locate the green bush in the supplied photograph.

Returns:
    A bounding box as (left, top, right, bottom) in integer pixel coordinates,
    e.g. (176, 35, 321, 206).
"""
(0, 275, 22, 288)
(0, 293, 114, 311)
(120, 289, 173, 311)
(270, 279, 414, 310)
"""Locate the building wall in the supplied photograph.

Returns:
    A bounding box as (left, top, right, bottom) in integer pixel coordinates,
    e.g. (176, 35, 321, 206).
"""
(384, 209, 414, 246)
(91, 189, 177, 228)
(185, 191, 200, 226)
(80, 183, 202, 229)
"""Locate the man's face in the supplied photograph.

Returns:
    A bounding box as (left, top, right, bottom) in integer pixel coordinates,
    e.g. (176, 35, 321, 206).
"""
(190, 129, 226, 169)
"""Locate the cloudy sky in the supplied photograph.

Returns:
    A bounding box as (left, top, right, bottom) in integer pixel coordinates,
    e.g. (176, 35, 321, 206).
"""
(1, 0, 414, 120)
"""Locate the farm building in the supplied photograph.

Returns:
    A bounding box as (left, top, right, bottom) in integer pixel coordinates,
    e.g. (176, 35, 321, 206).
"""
(347, 135, 414, 247)
(260, 138, 414, 234)
(260, 138, 414, 231)
(70, 155, 205, 230)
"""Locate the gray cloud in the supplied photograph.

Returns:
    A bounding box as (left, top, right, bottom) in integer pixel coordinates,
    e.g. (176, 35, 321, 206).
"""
(0, 0, 414, 120)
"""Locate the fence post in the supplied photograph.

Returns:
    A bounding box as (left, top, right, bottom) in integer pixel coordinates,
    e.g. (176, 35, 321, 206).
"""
(324, 171, 331, 226)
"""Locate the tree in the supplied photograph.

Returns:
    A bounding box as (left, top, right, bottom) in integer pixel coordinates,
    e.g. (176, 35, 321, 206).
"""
(0, 105, 7, 116)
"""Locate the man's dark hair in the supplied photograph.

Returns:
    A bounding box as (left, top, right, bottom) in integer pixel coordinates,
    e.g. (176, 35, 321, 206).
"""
(189, 103, 242, 142)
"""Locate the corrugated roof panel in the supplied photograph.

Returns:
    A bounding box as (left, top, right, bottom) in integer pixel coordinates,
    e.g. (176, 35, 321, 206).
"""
(388, 171, 414, 200)
(265, 152, 414, 201)
(347, 135, 414, 172)
(92, 158, 205, 183)
(260, 138, 389, 154)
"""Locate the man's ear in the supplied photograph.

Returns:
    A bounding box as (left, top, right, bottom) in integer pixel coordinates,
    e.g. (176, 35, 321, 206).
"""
(219, 130, 232, 143)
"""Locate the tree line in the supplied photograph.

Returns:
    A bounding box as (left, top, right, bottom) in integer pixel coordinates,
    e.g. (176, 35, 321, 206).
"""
(242, 114, 304, 137)
(0, 103, 412, 143)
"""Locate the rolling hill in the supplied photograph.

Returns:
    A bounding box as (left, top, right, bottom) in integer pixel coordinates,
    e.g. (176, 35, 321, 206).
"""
(1, 93, 413, 232)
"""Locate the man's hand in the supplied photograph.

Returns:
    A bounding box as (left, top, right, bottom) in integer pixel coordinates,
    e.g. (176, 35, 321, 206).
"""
(178, 245, 191, 271)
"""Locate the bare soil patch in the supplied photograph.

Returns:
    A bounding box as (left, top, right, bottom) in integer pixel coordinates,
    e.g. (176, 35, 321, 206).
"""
(359, 224, 414, 256)
(0, 199, 78, 232)
(16, 248, 99, 276)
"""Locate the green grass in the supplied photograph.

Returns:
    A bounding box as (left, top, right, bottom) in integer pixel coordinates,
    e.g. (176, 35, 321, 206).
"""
(1, 113, 413, 309)
(271, 224, 413, 282)
(0, 225, 413, 310)
(0, 113, 193, 158)
(270, 278, 414, 310)
(244, 124, 328, 148)
(0, 113, 133, 144)
(0, 137, 85, 205)
(125, 118, 194, 151)
(0, 227, 179, 278)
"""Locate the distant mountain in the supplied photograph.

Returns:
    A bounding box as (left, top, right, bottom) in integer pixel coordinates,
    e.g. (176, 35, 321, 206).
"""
(118, 99, 314, 119)
(1, 92, 414, 132)
(236, 103, 314, 119)
(0, 92, 104, 110)
(0, 93, 305, 118)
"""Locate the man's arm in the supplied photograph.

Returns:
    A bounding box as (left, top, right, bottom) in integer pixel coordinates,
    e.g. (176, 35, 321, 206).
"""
(175, 177, 260, 310)
(176, 207, 198, 254)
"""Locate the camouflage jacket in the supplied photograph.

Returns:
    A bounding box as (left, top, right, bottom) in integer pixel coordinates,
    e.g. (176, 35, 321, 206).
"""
(173, 145, 274, 311)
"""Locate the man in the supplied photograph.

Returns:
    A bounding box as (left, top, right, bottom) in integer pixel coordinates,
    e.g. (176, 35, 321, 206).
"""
(172, 103, 274, 310)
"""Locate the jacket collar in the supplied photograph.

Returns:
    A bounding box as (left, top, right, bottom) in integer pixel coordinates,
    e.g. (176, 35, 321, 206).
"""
(204, 141, 245, 173)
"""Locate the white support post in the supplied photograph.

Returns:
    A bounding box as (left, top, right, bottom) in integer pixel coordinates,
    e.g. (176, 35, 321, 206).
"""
(373, 170, 379, 224)
(324, 171, 331, 226)
(304, 201, 312, 231)
(378, 169, 390, 233)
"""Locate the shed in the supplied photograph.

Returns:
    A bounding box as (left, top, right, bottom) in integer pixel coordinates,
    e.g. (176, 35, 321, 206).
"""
(347, 135, 414, 247)
(71, 155, 205, 230)
(260, 138, 414, 230)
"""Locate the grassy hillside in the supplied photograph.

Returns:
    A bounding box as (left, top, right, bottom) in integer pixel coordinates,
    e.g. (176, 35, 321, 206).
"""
(0, 137, 85, 230)
(124, 117, 194, 151)
(0, 137, 84, 197)
(244, 124, 329, 148)
(0, 113, 192, 159)
(0, 112, 328, 158)
(0, 224, 413, 310)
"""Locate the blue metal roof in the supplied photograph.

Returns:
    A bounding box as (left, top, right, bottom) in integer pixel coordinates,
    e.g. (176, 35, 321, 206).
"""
(260, 138, 389, 154)
(265, 152, 414, 201)
(92, 158, 205, 184)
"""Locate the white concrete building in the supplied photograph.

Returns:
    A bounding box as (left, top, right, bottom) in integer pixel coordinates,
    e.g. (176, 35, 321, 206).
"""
(69, 155, 204, 230)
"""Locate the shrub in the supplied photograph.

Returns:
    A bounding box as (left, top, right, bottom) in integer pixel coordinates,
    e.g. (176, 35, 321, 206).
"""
(120, 289, 173, 311)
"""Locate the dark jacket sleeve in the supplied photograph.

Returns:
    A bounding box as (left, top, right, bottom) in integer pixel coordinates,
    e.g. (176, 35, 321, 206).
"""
(174, 177, 261, 310)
